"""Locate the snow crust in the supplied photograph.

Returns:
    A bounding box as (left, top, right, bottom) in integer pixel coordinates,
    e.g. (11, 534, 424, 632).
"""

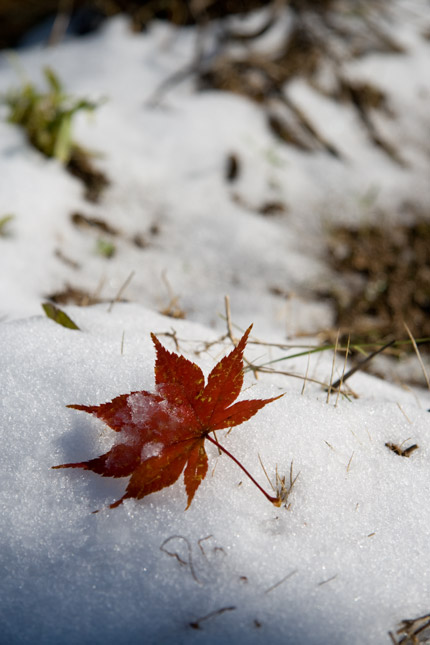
(1, 305, 430, 644)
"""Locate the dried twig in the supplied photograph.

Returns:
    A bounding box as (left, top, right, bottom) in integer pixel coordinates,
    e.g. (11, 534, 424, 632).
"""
(197, 535, 213, 559)
(265, 569, 298, 594)
(48, 0, 74, 46)
(317, 574, 338, 586)
(385, 441, 418, 458)
(330, 339, 396, 390)
(189, 606, 236, 630)
(160, 535, 200, 583)
(394, 612, 430, 644)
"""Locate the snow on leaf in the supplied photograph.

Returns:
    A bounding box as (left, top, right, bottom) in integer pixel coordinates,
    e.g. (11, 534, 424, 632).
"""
(53, 326, 283, 510)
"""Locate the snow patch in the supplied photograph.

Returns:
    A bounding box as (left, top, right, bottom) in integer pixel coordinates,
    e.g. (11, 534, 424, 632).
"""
(141, 441, 164, 460)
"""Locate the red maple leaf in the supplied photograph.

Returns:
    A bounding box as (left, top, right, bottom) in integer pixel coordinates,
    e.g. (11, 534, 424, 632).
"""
(54, 326, 283, 509)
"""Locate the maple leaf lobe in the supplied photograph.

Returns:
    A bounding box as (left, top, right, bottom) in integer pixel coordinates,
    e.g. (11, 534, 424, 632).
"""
(183, 441, 208, 509)
(193, 325, 252, 426)
(151, 333, 205, 406)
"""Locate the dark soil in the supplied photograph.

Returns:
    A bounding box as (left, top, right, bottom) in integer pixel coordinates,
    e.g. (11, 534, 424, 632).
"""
(47, 285, 102, 306)
(0, 0, 273, 48)
(67, 149, 110, 203)
(324, 217, 430, 348)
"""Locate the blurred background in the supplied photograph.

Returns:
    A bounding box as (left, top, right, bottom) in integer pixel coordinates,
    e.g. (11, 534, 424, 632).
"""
(1, 0, 429, 381)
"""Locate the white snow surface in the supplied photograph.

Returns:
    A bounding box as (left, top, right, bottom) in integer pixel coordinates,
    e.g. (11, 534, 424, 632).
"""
(1, 2, 430, 643)
(2, 305, 430, 645)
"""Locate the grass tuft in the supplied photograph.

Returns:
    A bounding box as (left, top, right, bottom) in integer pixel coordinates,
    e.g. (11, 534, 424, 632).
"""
(4, 66, 97, 164)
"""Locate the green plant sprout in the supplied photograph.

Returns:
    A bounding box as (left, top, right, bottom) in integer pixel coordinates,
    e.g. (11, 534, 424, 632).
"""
(0, 214, 14, 236)
(95, 238, 116, 259)
(4, 66, 97, 164)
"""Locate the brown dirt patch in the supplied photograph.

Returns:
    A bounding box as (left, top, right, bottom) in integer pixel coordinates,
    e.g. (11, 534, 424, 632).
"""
(67, 149, 110, 203)
(0, 0, 273, 48)
(47, 285, 102, 307)
(324, 218, 430, 347)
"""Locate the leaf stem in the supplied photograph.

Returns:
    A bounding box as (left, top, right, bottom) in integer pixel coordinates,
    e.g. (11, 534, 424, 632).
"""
(206, 434, 281, 506)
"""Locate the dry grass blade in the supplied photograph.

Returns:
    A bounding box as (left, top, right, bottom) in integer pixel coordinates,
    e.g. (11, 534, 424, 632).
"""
(258, 453, 275, 493)
(250, 365, 329, 388)
(326, 330, 339, 403)
(301, 351, 311, 396)
(258, 457, 299, 509)
(224, 294, 236, 345)
(396, 402, 412, 425)
(160, 271, 185, 319)
(224, 294, 259, 377)
(404, 322, 430, 390)
(108, 271, 135, 312)
(335, 334, 350, 407)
